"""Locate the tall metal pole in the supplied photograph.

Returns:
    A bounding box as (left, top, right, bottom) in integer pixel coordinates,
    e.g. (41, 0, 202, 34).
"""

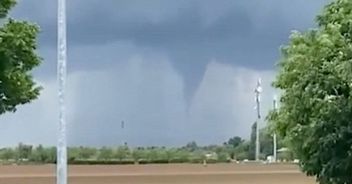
(57, 0, 67, 184)
(254, 78, 262, 161)
(121, 120, 125, 146)
(273, 95, 278, 162)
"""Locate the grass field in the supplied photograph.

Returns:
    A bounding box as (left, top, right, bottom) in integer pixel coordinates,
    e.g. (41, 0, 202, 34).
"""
(0, 163, 316, 184)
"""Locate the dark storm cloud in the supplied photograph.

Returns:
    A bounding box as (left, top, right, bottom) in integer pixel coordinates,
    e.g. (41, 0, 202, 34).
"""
(11, 0, 329, 100)
(13, 0, 328, 66)
(1, 0, 330, 146)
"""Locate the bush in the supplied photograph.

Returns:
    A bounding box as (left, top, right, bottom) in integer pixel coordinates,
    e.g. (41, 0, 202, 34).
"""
(168, 158, 190, 163)
(68, 160, 135, 165)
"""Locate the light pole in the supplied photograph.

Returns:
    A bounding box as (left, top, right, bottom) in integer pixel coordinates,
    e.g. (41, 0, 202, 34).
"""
(273, 95, 278, 163)
(57, 0, 67, 184)
(254, 78, 262, 161)
(121, 120, 125, 146)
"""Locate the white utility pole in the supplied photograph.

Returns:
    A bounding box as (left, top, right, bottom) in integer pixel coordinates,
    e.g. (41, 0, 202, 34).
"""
(273, 95, 278, 162)
(57, 0, 67, 184)
(254, 78, 262, 161)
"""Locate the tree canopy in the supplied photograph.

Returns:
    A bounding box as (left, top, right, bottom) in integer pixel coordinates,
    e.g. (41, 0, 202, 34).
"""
(0, 0, 41, 114)
(269, 0, 352, 183)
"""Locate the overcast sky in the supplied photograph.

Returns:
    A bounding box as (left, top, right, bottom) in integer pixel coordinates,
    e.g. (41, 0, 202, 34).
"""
(0, 0, 329, 147)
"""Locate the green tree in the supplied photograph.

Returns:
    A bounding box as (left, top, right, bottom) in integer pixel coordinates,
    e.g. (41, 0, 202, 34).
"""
(98, 147, 113, 160)
(225, 136, 244, 148)
(233, 141, 250, 160)
(30, 145, 49, 163)
(46, 147, 57, 163)
(0, 0, 42, 114)
(0, 148, 15, 160)
(268, 0, 352, 183)
(68, 146, 98, 161)
(173, 149, 190, 162)
(0, 0, 15, 18)
(17, 143, 32, 160)
(165, 148, 177, 162)
(30, 146, 56, 163)
(78, 147, 97, 160)
(146, 148, 163, 161)
(114, 146, 130, 161)
(131, 148, 146, 162)
(68, 147, 81, 161)
(224, 136, 246, 159)
(260, 128, 274, 158)
(184, 141, 198, 152)
(212, 146, 229, 162)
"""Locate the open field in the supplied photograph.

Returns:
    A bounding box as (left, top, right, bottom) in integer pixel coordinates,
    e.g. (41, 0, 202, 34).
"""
(0, 163, 316, 184)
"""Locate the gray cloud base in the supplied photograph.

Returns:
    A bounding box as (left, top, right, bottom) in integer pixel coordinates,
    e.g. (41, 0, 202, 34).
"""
(0, 0, 329, 146)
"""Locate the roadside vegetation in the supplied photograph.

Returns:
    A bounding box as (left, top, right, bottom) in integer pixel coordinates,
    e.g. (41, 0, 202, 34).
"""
(0, 126, 293, 165)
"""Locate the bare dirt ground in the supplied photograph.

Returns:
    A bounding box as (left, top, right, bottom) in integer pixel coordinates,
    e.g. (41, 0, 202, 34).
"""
(0, 163, 316, 184)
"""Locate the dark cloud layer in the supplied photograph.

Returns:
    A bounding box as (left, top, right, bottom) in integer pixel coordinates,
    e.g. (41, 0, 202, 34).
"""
(11, 0, 328, 99)
(0, 0, 330, 146)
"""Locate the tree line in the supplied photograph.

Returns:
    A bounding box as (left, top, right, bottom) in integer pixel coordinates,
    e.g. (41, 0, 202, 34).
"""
(0, 125, 293, 165)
